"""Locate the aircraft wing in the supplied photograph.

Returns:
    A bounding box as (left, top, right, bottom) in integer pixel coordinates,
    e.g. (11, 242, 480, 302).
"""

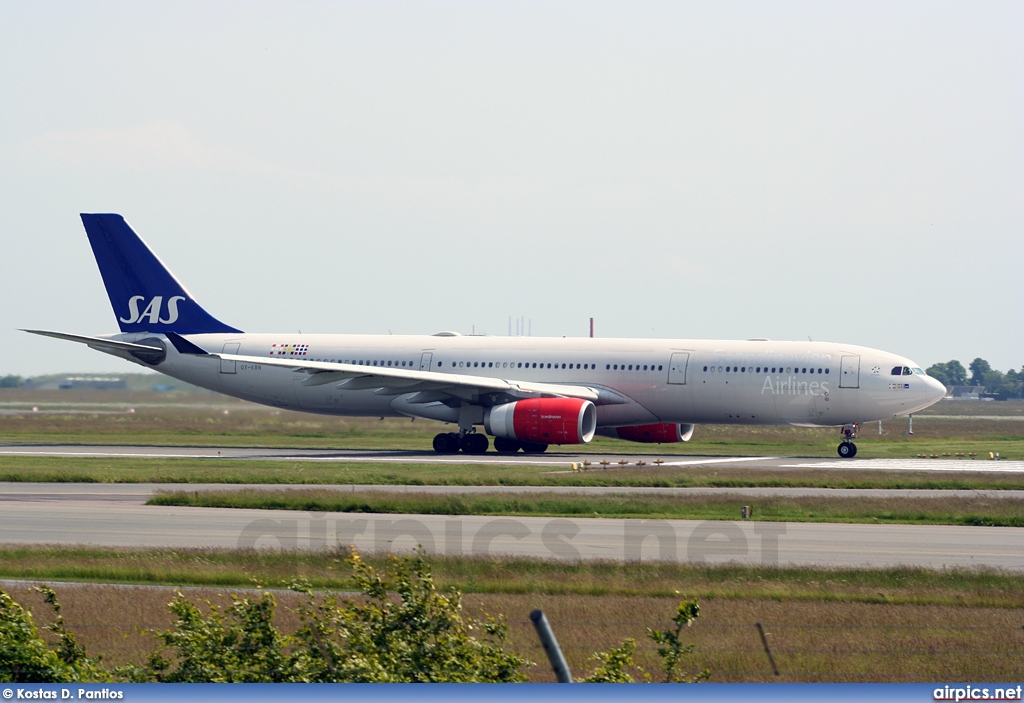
(212, 352, 626, 405)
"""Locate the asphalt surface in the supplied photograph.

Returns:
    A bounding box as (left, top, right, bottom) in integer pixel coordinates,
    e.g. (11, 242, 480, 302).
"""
(0, 495, 1020, 570)
(0, 479, 1022, 571)
(2, 444, 1023, 472)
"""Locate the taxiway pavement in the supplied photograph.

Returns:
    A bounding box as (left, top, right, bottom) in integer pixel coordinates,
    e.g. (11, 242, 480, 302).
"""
(2, 444, 1022, 472)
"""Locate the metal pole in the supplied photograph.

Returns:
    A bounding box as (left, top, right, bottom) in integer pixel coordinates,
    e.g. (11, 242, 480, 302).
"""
(755, 622, 780, 676)
(530, 609, 572, 683)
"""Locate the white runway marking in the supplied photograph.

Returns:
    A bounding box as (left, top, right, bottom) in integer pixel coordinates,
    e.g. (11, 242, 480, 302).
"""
(0, 450, 225, 459)
(780, 459, 1024, 473)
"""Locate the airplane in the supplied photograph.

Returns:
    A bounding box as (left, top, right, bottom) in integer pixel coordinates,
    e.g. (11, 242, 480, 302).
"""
(25, 214, 947, 458)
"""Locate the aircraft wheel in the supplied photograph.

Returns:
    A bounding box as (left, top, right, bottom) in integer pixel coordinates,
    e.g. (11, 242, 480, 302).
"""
(520, 441, 549, 454)
(433, 432, 460, 454)
(493, 437, 521, 453)
(838, 441, 857, 458)
(461, 433, 489, 454)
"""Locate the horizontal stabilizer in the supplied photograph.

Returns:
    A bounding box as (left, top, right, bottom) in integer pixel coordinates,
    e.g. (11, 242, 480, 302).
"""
(21, 329, 164, 354)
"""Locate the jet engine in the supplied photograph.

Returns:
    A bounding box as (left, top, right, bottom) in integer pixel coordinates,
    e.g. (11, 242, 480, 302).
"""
(599, 422, 695, 443)
(485, 397, 597, 445)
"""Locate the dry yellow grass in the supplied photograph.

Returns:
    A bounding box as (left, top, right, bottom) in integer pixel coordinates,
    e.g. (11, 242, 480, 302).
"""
(6, 583, 1022, 682)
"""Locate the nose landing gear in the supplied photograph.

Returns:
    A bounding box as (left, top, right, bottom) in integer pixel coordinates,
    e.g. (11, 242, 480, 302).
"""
(838, 423, 859, 458)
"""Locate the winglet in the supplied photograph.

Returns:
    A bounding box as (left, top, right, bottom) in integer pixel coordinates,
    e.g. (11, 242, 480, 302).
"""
(166, 332, 209, 355)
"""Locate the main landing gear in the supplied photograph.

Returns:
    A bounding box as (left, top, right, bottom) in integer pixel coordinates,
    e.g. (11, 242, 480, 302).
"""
(432, 432, 549, 455)
(432, 431, 490, 455)
(493, 437, 549, 454)
(838, 423, 859, 458)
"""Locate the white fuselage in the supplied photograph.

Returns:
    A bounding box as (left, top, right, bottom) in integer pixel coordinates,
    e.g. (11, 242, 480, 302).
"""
(108, 332, 946, 429)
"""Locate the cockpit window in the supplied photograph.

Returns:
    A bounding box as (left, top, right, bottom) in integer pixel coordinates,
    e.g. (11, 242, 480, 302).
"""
(891, 366, 903, 376)
(902, 367, 913, 375)
(912, 367, 924, 375)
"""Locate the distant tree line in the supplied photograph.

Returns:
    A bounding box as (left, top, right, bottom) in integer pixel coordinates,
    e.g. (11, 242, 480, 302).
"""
(926, 358, 1024, 400)
(0, 375, 24, 388)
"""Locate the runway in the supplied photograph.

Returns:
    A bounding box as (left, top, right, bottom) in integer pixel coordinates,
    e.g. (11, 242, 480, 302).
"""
(1, 482, 1023, 502)
(2, 444, 1022, 472)
(0, 482, 1021, 571)
(2, 443, 1021, 570)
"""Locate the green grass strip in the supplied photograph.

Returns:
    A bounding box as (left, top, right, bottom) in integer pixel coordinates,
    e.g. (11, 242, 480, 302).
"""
(2, 455, 1024, 490)
(147, 488, 1024, 527)
(0, 545, 1020, 608)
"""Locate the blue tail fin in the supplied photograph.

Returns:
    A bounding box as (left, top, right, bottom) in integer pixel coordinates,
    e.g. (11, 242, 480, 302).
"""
(81, 213, 242, 334)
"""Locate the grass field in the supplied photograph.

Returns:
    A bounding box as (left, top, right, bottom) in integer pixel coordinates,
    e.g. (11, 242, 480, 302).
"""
(2, 547, 1022, 682)
(148, 487, 1024, 527)
(2, 389, 1023, 459)
(2, 454, 1023, 490)
(3, 389, 1023, 682)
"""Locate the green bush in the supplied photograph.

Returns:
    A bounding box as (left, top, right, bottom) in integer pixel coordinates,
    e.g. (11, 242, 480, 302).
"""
(582, 596, 710, 683)
(0, 586, 109, 683)
(0, 551, 706, 683)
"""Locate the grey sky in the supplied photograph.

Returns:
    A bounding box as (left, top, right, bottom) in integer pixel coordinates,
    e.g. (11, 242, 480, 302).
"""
(2, 1, 1021, 377)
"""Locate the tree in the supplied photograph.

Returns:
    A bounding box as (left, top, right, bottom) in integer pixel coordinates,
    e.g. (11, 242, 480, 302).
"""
(926, 361, 967, 389)
(0, 375, 23, 388)
(969, 358, 992, 387)
(942, 360, 968, 387)
(926, 364, 951, 388)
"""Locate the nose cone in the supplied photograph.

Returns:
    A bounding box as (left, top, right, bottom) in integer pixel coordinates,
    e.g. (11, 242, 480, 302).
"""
(924, 375, 947, 405)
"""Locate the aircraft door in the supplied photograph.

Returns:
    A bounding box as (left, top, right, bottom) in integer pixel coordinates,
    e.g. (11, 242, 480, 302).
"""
(839, 355, 860, 388)
(668, 352, 690, 385)
(220, 342, 240, 374)
(419, 352, 433, 371)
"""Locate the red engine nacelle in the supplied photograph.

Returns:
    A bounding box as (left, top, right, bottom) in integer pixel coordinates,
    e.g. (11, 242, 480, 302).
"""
(485, 397, 597, 445)
(606, 423, 695, 443)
